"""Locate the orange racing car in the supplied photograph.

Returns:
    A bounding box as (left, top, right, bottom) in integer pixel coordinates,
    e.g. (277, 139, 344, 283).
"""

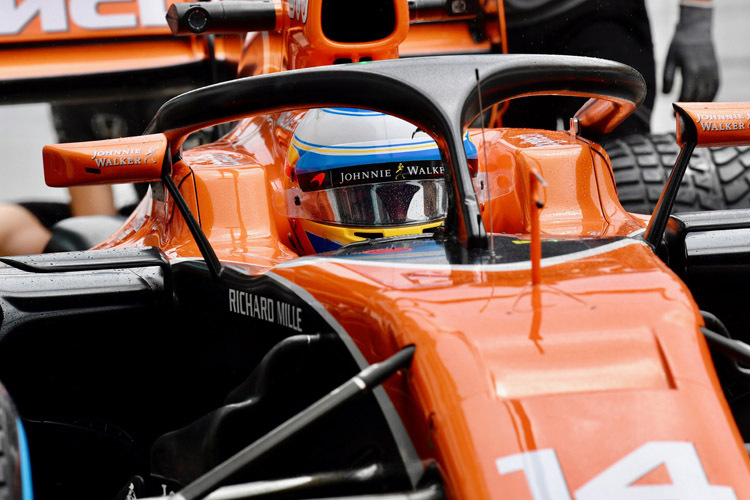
(2, 1, 750, 500)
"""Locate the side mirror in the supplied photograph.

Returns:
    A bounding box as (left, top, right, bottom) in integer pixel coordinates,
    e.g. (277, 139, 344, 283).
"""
(674, 102, 750, 147)
(43, 134, 168, 187)
(645, 102, 750, 248)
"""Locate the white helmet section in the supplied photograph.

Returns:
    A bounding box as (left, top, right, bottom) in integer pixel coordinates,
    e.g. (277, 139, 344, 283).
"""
(288, 107, 442, 179)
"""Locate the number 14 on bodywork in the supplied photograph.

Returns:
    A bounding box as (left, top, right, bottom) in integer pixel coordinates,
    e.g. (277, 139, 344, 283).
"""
(497, 441, 736, 500)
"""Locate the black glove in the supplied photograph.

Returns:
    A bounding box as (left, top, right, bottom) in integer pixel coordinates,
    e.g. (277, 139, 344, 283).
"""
(663, 4, 720, 102)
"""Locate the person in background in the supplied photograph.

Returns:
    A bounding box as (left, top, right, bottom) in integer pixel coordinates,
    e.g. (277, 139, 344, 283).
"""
(0, 186, 116, 256)
(0, 99, 159, 256)
(500, 0, 719, 136)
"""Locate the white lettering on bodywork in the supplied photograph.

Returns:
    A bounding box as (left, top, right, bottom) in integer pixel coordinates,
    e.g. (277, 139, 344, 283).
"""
(0, 0, 166, 35)
(0, 0, 67, 35)
(229, 288, 304, 332)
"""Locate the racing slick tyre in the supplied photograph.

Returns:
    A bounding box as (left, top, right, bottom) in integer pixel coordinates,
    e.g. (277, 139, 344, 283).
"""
(0, 382, 31, 500)
(604, 133, 750, 214)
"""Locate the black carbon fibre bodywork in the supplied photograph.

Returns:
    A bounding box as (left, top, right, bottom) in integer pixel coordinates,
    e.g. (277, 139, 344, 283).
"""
(664, 209, 750, 346)
(0, 249, 418, 499)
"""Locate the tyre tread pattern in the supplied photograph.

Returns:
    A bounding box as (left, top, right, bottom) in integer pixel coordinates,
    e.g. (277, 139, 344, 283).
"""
(603, 133, 750, 214)
(0, 383, 23, 500)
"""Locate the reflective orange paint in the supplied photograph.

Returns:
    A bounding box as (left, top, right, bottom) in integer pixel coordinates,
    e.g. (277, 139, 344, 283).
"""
(400, 23, 491, 57)
(188, 146, 298, 266)
(675, 102, 750, 147)
(574, 98, 633, 136)
(270, 243, 750, 499)
(92, 116, 750, 495)
(32, 0, 750, 496)
(0, 0, 213, 82)
(43, 134, 166, 187)
(1, 38, 210, 80)
(283, 0, 409, 68)
(474, 129, 643, 237)
(238, 32, 285, 77)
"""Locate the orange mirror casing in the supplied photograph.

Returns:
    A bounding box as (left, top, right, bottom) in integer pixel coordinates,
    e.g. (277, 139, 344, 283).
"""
(43, 134, 168, 187)
(674, 102, 750, 147)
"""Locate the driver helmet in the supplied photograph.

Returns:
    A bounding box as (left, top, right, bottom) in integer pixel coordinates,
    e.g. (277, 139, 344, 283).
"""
(282, 107, 476, 254)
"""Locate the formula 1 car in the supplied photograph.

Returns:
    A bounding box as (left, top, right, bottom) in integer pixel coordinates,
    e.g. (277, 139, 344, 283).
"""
(3, 1, 750, 500)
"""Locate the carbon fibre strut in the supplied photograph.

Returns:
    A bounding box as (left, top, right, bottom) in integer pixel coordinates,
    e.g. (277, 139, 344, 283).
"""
(475, 68, 496, 264)
(188, 466, 443, 500)
(160, 147, 224, 280)
(645, 103, 700, 249)
(643, 140, 697, 248)
(701, 327, 750, 367)
(171, 345, 417, 500)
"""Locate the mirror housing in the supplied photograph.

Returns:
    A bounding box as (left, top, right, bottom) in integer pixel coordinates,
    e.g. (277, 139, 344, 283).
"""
(674, 102, 750, 147)
(43, 134, 167, 187)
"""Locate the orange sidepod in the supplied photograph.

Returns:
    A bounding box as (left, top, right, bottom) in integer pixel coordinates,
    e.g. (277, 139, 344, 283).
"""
(472, 128, 643, 237)
(182, 144, 298, 267)
(43, 134, 167, 187)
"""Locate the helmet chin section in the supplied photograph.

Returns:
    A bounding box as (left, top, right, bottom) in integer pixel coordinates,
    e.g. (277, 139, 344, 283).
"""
(296, 219, 443, 255)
